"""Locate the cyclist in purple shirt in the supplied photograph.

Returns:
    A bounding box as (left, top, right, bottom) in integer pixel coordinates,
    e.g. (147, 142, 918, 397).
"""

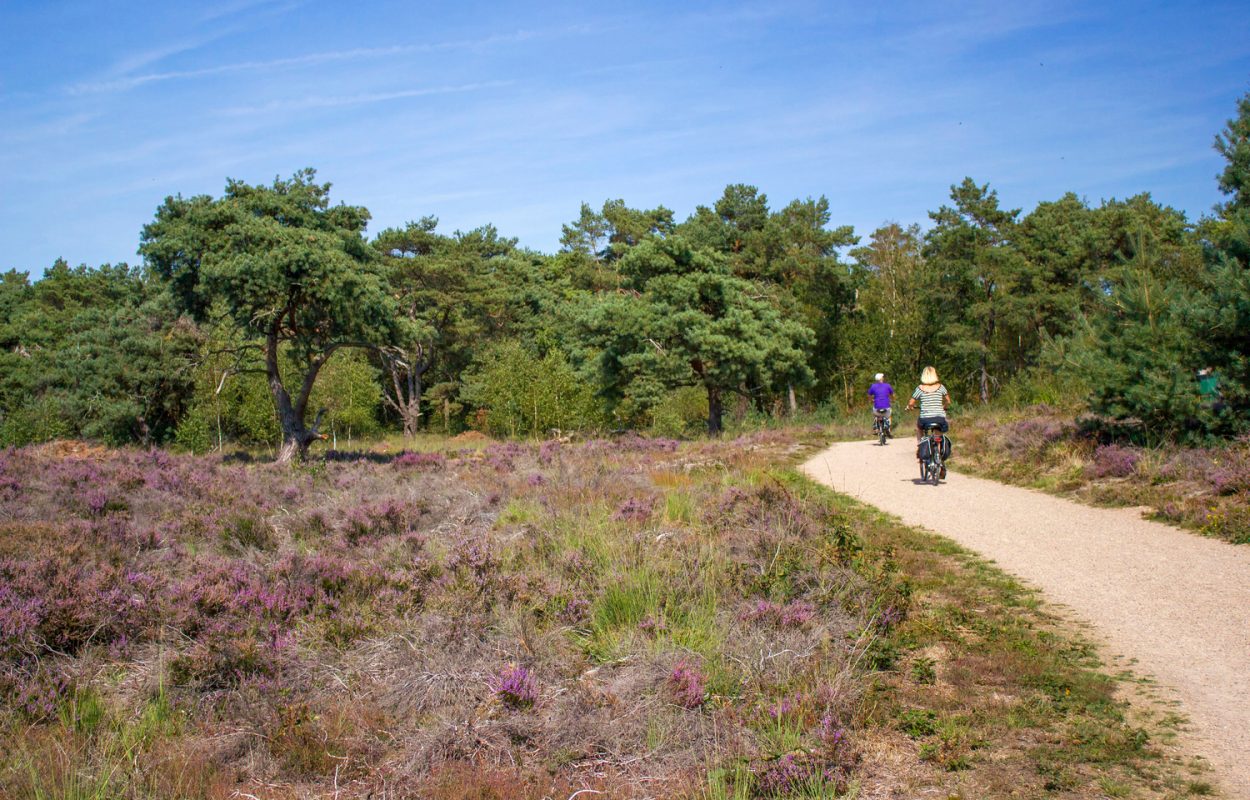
(867, 373, 894, 435)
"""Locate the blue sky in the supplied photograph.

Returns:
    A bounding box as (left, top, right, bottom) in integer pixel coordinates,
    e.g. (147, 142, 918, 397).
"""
(1, 0, 1248, 274)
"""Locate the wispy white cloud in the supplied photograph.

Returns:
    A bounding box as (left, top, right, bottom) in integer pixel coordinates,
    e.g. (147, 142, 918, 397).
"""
(102, 36, 221, 79)
(197, 0, 302, 23)
(67, 27, 572, 95)
(70, 45, 413, 94)
(218, 80, 515, 115)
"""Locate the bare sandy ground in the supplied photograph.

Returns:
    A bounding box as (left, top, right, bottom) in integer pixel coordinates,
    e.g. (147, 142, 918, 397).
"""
(801, 438, 1250, 796)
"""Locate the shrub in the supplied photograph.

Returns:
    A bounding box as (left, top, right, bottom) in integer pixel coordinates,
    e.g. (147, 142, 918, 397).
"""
(649, 386, 708, 438)
(492, 664, 537, 709)
(460, 340, 601, 437)
(0, 396, 73, 448)
(669, 661, 706, 709)
(1087, 444, 1141, 478)
(394, 451, 446, 470)
(173, 405, 215, 454)
(613, 496, 656, 523)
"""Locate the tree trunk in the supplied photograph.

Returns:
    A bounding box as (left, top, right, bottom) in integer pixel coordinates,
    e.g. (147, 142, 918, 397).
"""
(979, 356, 990, 405)
(706, 385, 723, 436)
(267, 329, 328, 464)
(382, 347, 429, 439)
(401, 367, 422, 438)
(787, 384, 798, 415)
(979, 309, 996, 405)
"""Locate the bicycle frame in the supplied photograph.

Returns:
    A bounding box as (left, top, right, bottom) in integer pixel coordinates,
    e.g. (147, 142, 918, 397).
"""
(873, 409, 891, 444)
(921, 424, 945, 484)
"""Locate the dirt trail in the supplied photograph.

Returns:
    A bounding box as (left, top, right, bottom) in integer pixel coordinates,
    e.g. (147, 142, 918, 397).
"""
(801, 439, 1250, 796)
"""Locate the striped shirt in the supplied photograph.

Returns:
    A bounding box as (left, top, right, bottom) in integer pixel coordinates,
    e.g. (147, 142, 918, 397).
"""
(912, 384, 948, 418)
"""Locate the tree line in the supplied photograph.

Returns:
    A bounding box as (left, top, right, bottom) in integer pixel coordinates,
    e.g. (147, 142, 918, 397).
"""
(2, 93, 1248, 459)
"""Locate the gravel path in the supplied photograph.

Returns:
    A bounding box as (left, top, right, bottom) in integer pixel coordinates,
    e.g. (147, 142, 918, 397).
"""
(801, 438, 1250, 796)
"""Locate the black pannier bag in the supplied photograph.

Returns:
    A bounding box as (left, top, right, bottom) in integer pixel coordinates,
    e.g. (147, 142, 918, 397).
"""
(917, 436, 953, 461)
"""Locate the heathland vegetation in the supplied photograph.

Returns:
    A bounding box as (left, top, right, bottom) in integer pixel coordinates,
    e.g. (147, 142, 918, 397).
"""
(0, 432, 1216, 797)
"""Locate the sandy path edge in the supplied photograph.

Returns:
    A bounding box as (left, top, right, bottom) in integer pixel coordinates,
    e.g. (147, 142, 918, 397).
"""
(801, 439, 1250, 796)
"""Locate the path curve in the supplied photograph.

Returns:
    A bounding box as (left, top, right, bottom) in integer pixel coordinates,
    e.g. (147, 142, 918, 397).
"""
(801, 439, 1250, 796)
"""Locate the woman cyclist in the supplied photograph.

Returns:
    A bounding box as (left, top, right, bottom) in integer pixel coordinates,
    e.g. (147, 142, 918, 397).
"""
(906, 365, 951, 440)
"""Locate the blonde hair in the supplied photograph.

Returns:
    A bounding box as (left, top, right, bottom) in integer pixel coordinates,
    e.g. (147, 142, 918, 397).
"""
(920, 366, 939, 384)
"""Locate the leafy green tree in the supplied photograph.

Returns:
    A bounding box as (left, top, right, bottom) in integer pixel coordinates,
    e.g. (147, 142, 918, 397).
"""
(848, 223, 935, 393)
(926, 178, 1029, 403)
(51, 295, 198, 445)
(580, 236, 813, 434)
(1090, 194, 1204, 289)
(1015, 193, 1101, 346)
(1215, 92, 1250, 220)
(681, 185, 774, 273)
(1066, 266, 1205, 440)
(374, 218, 572, 435)
(1191, 90, 1250, 427)
(0, 270, 33, 419)
(311, 349, 382, 443)
(0, 261, 195, 446)
(560, 199, 675, 265)
(679, 187, 856, 408)
(460, 340, 600, 437)
(140, 169, 405, 461)
(771, 197, 858, 406)
(373, 216, 450, 436)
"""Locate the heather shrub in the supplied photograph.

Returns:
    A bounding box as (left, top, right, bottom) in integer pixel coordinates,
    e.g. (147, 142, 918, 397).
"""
(268, 701, 341, 776)
(292, 509, 333, 541)
(669, 660, 707, 709)
(1087, 444, 1141, 478)
(739, 598, 818, 628)
(0, 557, 160, 659)
(613, 496, 656, 523)
(394, 450, 446, 470)
(345, 499, 420, 543)
(492, 664, 538, 709)
(445, 534, 500, 593)
(755, 753, 836, 796)
(958, 406, 1250, 542)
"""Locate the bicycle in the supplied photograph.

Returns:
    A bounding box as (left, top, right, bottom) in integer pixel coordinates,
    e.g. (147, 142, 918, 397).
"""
(872, 409, 892, 445)
(918, 423, 947, 485)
